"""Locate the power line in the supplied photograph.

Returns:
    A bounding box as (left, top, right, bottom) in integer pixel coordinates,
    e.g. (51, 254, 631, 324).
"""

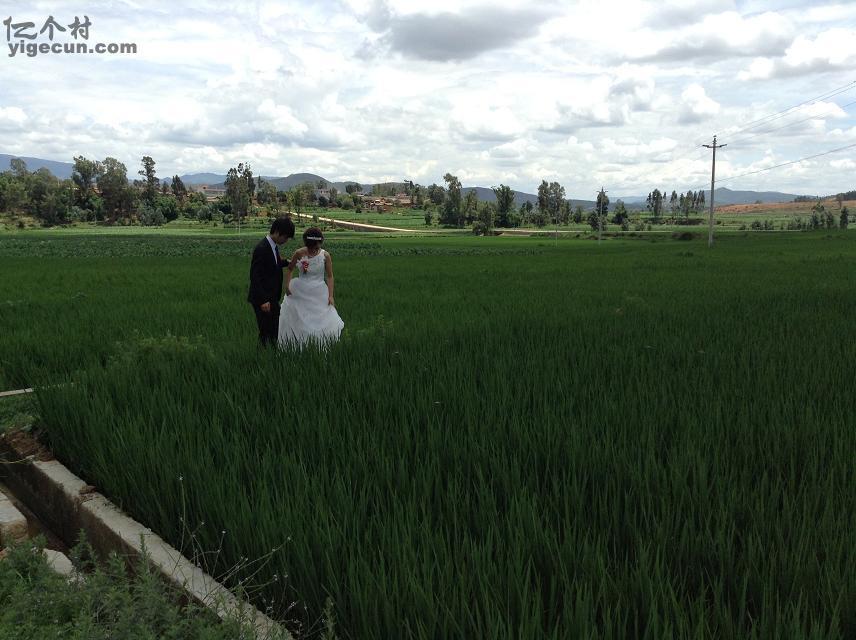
(634, 81, 856, 193)
(655, 81, 855, 175)
(663, 143, 706, 166)
(727, 98, 856, 147)
(717, 142, 856, 185)
(721, 79, 856, 138)
(661, 82, 856, 189)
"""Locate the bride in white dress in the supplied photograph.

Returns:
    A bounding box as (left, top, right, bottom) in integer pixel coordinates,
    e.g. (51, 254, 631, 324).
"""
(278, 227, 344, 348)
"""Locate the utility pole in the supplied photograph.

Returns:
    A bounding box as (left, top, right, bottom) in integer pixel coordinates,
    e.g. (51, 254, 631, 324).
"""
(597, 186, 607, 244)
(702, 136, 726, 247)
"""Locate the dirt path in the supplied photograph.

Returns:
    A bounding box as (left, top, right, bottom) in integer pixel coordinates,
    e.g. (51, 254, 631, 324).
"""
(292, 213, 442, 234)
(289, 213, 597, 236)
(297, 216, 579, 236)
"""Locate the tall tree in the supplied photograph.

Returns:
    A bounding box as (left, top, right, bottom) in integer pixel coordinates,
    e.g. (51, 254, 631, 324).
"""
(98, 157, 133, 222)
(246, 165, 256, 201)
(559, 200, 571, 225)
(427, 183, 445, 206)
(596, 189, 609, 219)
(548, 182, 566, 225)
(519, 201, 533, 227)
(492, 184, 515, 228)
(256, 177, 278, 208)
(689, 190, 699, 213)
(72, 156, 102, 207)
(224, 163, 253, 219)
(0, 174, 28, 213)
(647, 189, 664, 220)
(441, 173, 462, 226)
(138, 156, 158, 205)
(476, 201, 495, 234)
(462, 188, 479, 225)
(39, 180, 73, 225)
(171, 175, 187, 203)
(10, 158, 28, 178)
(612, 200, 628, 225)
(289, 185, 306, 217)
(537, 180, 549, 219)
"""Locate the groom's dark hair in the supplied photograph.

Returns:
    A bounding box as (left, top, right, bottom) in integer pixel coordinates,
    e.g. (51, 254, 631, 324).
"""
(270, 217, 295, 238)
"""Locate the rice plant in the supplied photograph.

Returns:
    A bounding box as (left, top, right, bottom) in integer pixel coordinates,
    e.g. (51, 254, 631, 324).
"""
(1, 231, 854, 638)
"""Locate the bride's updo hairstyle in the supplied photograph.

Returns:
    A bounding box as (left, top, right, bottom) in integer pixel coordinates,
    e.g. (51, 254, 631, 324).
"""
(303, 227, 324, 250)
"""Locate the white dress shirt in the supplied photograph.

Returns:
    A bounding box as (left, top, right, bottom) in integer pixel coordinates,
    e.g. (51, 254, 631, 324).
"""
(265, 235, 279, 264)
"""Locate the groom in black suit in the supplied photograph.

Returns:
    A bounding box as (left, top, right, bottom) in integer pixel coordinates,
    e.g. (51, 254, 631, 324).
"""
(248, 217, 295, 347)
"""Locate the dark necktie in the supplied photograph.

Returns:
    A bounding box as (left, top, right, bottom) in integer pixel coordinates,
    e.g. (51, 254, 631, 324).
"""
(274, 243, 281, 264)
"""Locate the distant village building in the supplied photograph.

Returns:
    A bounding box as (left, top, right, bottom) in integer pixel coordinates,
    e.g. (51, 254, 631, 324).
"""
(314, 188, 332, 202)
(367, 198, 392, 212)
(393, 192, 413, 207)
(191, 184, 227, 201)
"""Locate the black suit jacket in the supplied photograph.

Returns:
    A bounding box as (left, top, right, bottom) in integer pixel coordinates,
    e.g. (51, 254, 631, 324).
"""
(247, 238, 286, 307)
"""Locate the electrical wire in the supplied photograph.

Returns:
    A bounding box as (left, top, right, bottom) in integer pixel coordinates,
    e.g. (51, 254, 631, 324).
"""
(727, 99, 856, 147)
(720, 79, 856, 138)
(717, 142, 856, 185)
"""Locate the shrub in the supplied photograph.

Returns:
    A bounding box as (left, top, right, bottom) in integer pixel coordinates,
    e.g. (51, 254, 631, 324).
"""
(156, 195, 179, 222)
(68, 206, 92, 222)
(139, 203, 165, 227)
(587, 211, 604, 232)
(672, 231, 695, 241)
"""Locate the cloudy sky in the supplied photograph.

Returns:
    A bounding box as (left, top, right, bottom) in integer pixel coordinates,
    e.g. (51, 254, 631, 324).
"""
(1, 0, 855, 196)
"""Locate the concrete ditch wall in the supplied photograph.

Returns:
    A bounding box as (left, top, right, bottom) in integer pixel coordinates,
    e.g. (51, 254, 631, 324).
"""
(0, 434, 288, 640)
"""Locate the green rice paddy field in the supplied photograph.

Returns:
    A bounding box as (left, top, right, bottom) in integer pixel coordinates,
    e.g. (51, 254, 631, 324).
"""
(1, 230, 854, 639)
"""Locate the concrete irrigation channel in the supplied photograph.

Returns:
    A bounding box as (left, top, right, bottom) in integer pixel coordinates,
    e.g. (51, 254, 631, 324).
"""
(0, 406, 288, 639)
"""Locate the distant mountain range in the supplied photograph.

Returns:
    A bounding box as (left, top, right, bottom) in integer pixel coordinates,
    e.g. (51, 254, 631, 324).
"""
(0, 153, 823, 208)
(0, 153, 76, 179)
(614, 188, 806, 207)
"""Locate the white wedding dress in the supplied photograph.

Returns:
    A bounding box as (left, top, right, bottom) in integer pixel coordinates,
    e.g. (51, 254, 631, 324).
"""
(278, 249, 344, 347)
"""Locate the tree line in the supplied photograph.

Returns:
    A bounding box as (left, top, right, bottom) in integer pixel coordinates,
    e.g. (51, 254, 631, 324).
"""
(643, 189, 706, 221)
(0, 155, 217, 226)
(0, 155, 850, 233)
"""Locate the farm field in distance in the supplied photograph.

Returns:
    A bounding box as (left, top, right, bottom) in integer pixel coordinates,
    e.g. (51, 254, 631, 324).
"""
(3, 198, 852, 236)
(1, 229, 854, 639)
